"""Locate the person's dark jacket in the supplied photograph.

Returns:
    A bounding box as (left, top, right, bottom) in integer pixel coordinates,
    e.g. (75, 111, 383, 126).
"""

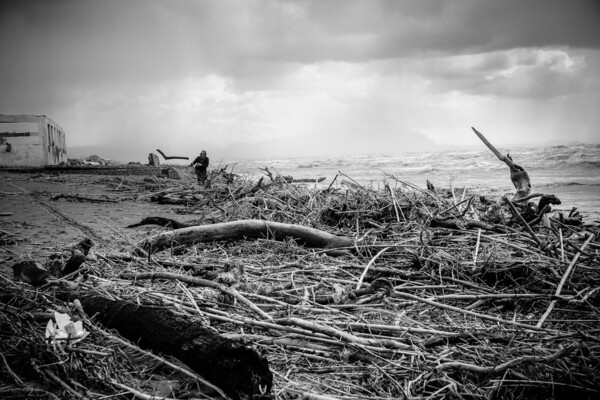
(191, 156, 209, 172)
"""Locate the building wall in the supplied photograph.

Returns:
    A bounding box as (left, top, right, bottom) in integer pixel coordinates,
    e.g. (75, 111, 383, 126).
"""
(43, 119, 68, 165)
(0, 142, 43, 166)
(0, 115, 67, 166)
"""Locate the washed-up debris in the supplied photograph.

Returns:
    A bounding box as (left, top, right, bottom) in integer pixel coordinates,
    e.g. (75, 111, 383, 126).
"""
(148, 153, 160, 166)
(472, 127, 531, 199)
(50, 193, 119, 203)
(12, 260, 49, 286)
(45, 311, 88, 345)
(0, 229, 19, 245)
(1, 154, 599, 400)
(68, 154, 114, 166)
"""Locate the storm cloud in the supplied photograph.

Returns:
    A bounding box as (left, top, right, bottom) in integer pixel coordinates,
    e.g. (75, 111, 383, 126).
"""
(1, 0, 599, 160)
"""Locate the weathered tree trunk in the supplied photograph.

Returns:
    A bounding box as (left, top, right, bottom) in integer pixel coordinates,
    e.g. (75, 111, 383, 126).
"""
(75, 293, 272, 400)
(135, 219, 354, 255)
(471, 127, 532, 199)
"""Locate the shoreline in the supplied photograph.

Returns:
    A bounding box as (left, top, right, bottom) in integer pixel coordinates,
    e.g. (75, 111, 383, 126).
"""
(2, 164, 599, 223)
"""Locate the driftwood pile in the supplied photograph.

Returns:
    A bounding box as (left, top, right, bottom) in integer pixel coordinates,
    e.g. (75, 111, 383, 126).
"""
(2, 135, 600, 399)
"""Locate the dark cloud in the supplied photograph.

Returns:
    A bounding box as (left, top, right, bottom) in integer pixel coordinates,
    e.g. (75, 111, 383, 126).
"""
(1, 0, 597, 93)
(252, 0, 600, 62)
(461, 0, 600, 51)
(1, 0, 598, 150)
(405, 48, 600, 99)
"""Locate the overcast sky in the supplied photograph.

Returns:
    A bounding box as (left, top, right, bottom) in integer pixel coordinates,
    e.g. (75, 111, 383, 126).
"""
(1, 0, 599, 159)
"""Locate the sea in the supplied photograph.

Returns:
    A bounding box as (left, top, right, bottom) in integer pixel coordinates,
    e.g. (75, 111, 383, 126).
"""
(225, 143, 600, 223)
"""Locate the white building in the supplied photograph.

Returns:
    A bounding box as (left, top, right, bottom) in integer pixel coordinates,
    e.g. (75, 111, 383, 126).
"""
(0, 114, 67, 166)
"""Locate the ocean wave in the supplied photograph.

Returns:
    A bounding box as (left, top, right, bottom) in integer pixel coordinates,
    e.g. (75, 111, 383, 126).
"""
(577, 160, 600, 169)
(537, 181, 600, 188)
(297, 163, 319, 168)
(542, 159, 600, 170)
(542, 153, 573, 161)
(573, 152, 594, 158)
(403, 165, 438, 174)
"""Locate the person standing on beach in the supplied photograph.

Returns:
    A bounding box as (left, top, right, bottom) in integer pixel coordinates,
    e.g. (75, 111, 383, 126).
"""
(191, 150, 209, 186)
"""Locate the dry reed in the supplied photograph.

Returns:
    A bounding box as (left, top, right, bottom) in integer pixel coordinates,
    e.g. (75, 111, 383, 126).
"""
(1, 166, 599, 400)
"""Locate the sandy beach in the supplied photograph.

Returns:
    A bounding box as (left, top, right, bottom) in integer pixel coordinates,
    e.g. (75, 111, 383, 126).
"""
(1, 171, 186, 265)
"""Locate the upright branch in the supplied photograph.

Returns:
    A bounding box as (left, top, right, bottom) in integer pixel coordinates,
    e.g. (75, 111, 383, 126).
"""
(471, 127, 531, 199)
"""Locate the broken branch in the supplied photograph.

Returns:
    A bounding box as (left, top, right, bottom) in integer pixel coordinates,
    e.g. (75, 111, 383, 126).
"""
(436, 344, 578, 374)
(155, 149, 189, 160)
(120, 271, 273, 321)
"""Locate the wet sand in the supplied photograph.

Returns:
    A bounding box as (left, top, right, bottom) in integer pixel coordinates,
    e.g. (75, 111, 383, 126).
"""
(0, 171, 187, 276)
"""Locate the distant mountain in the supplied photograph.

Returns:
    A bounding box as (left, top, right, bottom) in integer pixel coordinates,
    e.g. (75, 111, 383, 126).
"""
(220, 129, 439, 160)
(67, 130, 440, 163)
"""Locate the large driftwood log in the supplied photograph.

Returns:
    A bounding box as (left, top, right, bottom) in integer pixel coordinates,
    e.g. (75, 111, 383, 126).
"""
(75, 293, 272, 400)
(135, 220, 354, 255)
(472, 127, 532, 199)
